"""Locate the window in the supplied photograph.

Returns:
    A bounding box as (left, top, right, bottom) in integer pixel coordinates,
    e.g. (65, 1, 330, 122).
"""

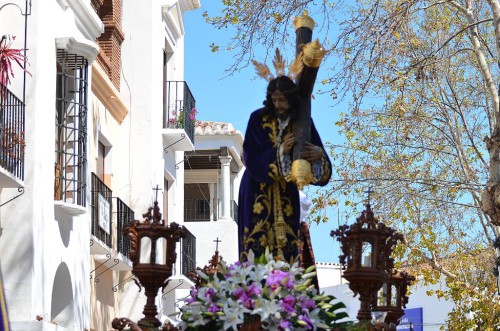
(54, 50, 88, 206)
(97, 141, 105, 182)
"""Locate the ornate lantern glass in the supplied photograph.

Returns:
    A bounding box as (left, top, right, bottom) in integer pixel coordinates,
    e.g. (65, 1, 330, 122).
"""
(372, 270, 415, 327)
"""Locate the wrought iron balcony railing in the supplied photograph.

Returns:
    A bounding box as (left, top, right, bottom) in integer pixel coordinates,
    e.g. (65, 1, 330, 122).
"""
(0, 83, 25, 181)
(163, 80, 196, 144)
(181, 227, 196, 275)
(116, 197, 134, 257)
(91, 173, 112, 248)
(185, 199, 237, 222)
(230, 200, 238, 223)
(184, 198, 212, 221)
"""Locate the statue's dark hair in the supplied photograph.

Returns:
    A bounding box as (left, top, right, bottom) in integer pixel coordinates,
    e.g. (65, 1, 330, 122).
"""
(262, 76, 300, 121)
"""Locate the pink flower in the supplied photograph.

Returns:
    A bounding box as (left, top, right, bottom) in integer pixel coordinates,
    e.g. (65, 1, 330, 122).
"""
(189, 108, 198, 121)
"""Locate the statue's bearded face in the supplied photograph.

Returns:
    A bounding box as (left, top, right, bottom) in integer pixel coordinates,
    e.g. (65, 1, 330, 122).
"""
(271, 90, 290, 120)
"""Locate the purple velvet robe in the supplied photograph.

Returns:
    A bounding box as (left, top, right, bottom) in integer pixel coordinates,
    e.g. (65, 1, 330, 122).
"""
(238, 108, 331, 263)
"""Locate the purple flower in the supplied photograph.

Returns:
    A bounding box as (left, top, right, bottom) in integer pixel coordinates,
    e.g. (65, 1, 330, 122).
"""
(208, 304, 220, 313)
(246, 282, 262, 297)
(298, 295, 316, 311)
(279, 320, 292, 329)
(204, 287, 216, 301)
(279, 295, 296, 313)
(233, 287, 245, 299)
(186, 288, 198, 304)
(266, 270, 289, 290)
(242, 296, 255, 309)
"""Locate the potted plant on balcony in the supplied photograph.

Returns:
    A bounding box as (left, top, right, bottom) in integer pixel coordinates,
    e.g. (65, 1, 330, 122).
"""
(0, 123, 25, 170)
(168, 107, 198, 129)
(0, 35, 29, 173)
(0, 34, 29, 89)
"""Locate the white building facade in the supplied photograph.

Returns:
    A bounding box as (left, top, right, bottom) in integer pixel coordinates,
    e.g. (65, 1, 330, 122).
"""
(0, 0, 215, 330)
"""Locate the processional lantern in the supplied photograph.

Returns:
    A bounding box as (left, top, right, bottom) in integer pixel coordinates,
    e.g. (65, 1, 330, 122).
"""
(331, 203, 404, 324)
(112, 201, 186, 330)
(289, 11, 326, 190)
(372, 270, 415, 327)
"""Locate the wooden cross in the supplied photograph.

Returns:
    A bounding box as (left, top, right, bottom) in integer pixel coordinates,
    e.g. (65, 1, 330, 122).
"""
(214, 237, 221, 252)
(364, 186, 374, 205)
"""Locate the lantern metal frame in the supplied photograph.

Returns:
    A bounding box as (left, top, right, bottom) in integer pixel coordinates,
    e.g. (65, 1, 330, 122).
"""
(331, 204, 404, 323)
(113, 201, 186, 330)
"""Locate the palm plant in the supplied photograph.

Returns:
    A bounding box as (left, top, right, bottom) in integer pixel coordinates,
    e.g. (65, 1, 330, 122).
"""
(0, 34, 29, 88)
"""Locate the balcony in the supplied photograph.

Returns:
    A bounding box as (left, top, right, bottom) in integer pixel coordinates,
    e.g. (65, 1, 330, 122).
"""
(184, 199, 237, 222)
(162, 81, 196, 151)
(180, 227, 196, 275)
(116, 197, 134, 259)
(184, 198, 214, 221)
(0, 83, 24, 187)
(91, 173, 112, 251)
(90, 173, 134, 270)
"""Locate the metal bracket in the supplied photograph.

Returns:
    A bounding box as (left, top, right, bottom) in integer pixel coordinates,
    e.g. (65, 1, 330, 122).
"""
(90, 254, 111, 280)
(94, 258, 119, 283)
(161, 278, 184, 300)
(0, 0, 31, 16)
(175, 154, 191, 170)
(0, 187, 24, 207)
(112, 274, 141, 292)
(91, 253, 118, 282)
(163, 133, 186, 154)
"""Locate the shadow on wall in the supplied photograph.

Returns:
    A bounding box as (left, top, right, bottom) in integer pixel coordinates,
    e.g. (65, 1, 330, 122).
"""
(55, 208, 73, 248)
(51, 262, 74, 328)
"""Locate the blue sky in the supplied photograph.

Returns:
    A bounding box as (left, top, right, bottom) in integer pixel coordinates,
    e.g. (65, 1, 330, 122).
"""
(183, 3, 347, 263)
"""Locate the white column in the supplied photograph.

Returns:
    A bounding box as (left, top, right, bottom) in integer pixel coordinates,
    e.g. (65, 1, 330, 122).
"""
(219, 155, 232, 220)
(209, 183, 215, 221)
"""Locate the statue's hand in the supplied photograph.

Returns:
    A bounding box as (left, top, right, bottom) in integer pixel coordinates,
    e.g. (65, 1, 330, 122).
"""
(302, 142, 323, 161)
(282, 132, 295, 154)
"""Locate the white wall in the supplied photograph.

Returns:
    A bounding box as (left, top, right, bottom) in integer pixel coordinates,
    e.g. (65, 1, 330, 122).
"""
(0, 1, 101, 329)
(118, 0, 193, 324)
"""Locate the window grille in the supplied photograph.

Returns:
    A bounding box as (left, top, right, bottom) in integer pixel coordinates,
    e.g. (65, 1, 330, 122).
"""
(0, 83, 25, 180)
(91, 173, 112, 248)
(116, 197, 134, 257)
(181, 228, 196, 275)
(54, 50, 88, 206)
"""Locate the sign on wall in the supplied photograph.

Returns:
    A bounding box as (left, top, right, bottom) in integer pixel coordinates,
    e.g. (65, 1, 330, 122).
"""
(396, 307, 423, 331)
(99, 194, 111, 235)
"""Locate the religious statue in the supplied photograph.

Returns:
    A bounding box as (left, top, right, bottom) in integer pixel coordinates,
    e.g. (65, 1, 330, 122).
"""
(238, 11, 331, 263)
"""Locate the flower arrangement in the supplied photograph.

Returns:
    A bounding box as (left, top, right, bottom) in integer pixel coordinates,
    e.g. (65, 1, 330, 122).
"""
(169, 108, 198, 129)
(179, 249, 351, 331)
(0, 35, 29, 88)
